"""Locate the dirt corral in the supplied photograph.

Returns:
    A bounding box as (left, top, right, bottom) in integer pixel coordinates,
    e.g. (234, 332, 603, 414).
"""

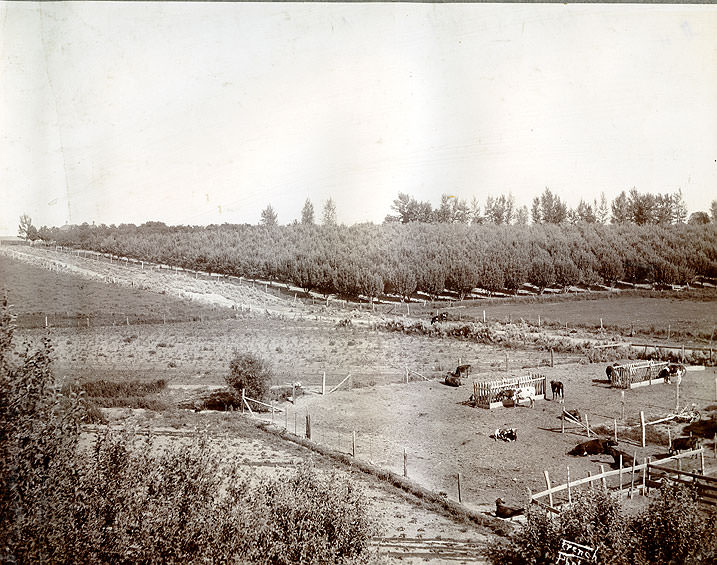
(284, 363, 717, 513)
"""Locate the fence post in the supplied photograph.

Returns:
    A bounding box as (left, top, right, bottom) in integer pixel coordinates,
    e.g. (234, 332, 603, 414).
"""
(614, 419, 618, 443)
(352, 431, 356, 457)
(701, 451, 705, 474)
(543, 470, 553, 508)
(45, 315, 48, 328)
(483, 310, 486, 323)
(640, 411, 646, 448)
(241, 389, 245, 414)
(322, 372, 326, 396)
(642, 458, 647, 495)
(405, 366, 409, 384)
(630, 455, 636, 499)
(403, 448, 407, 477)
(600, 465, 607, 491)
(585, 414, 591, 438)
(619, 454, 623, 494)
(567, 466, 571, 504)
(621, 391, 625, 421)
(668, 428, 672, 451)
(126, 316, 129, 326)
(587, 471, 593, 491)
(561, 410, 565, 434)
(457, 473, 462, 503)
(600, 318, 603, 330)
(306, 413, 311, 440)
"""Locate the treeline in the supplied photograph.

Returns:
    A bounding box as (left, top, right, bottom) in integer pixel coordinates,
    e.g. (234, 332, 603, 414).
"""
(32, 222, 717, 301)
(386, 188, 717, 226)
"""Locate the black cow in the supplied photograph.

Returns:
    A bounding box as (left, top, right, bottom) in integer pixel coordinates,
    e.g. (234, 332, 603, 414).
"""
(495, 498, 524, 519)
(605, 365, 615, 380)
(455, 364, 472, 377)
(431, 312, 448, 324)
(669, 436, 701, 455)
(444, 373, 462, 387)
(550, 380, 564, 400)
(568, 438, 617, 457)
(607, 446, 635, 467)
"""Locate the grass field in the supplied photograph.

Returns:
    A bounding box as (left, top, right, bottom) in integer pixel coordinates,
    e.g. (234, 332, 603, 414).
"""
(409, 293, 716, 343)
(0, 253, 235, 327)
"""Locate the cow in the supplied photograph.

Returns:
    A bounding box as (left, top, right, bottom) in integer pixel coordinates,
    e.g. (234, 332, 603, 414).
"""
(568, 438, 617, 457)
(495, 498, 525, 519)
(658, 363, 686, 384)
(513, 386, 536, 408)
(605, 364, 615, 380)
(550, 380, 564, 400)
(431, 312, 448, 324)
(444, 373, 462, 387)
(493, 428, 517, 442)
(455, 364, 472, 377)
(669, 436, 701, 455)
(495, 389, 515, 403)
(607, 446, 635, 467)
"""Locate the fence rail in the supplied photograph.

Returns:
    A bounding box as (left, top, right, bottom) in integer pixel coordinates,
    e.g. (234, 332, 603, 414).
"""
(532, 448, 707, 512)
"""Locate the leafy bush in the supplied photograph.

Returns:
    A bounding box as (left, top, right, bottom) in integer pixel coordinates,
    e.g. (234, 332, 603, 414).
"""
(0, 300, 377, 563)
(486, 484, 717, 565)
(226, 352, 272, 402)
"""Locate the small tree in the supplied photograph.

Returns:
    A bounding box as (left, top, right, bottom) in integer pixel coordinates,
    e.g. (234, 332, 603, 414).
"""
(322, 198, 337, 226)
(260, 205, 278, 227)
(226, 352, 272, 402)
(300, 198, 315, 225)
(18, 214, 38, 241)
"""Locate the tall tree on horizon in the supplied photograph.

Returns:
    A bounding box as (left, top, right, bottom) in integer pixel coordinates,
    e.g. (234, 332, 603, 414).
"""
(260, 204, 278, 226)
(322, 198, 337, 226)
(301, 198, 315, 225)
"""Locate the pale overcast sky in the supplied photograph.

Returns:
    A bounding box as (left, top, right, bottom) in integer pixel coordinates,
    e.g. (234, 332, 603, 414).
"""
(1, 3, 716, 233)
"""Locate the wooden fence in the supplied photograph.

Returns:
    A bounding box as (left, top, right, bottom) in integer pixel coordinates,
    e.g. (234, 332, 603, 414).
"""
(531, 448, 707, 513)
(473, 373, 548, 409)
(609, 360, 669, 389)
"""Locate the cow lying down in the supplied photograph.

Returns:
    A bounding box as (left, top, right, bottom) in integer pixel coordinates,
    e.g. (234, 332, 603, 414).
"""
(492, 428, 517, 442)
(568, 438, 617, 457)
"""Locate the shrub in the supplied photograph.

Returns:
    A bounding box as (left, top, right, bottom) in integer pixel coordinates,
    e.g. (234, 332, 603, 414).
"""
(226, 352, 272, 403)
(486, 483, 716, 565)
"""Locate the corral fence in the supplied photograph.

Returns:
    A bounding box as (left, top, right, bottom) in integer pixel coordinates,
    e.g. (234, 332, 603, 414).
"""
(609, 360, 669, 389)
(472, 373, 548, 409)
(532, 448, 710, 514)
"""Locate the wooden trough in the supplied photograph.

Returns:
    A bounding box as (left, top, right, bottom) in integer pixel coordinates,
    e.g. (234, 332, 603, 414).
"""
(608, 361, 669, 389)
(472, 374, 548, 409)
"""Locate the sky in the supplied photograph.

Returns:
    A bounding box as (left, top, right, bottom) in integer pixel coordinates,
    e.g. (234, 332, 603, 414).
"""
(1, 3, 716, 234)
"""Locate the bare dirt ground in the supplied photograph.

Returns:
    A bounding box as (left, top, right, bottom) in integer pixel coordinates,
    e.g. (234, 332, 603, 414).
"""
(276, 365, 717, 514)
